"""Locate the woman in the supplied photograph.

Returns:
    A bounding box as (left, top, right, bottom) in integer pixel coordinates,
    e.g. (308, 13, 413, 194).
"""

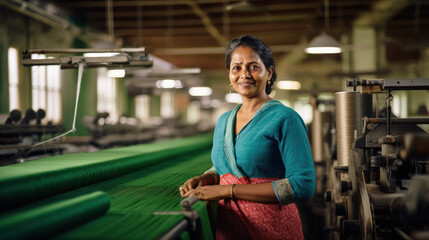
(180, 35, 315, 240)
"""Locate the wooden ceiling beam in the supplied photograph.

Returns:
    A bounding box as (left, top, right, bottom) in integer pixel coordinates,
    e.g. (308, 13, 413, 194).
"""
(84, 4, 320, 18)
(87, 14, 314, 33)
(115, 29, 302, 38)
(91, 16, 311, 29)
(186, 1, 227, 47)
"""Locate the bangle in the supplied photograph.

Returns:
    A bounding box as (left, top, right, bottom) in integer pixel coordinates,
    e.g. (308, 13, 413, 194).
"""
(231, 184, 236, 199)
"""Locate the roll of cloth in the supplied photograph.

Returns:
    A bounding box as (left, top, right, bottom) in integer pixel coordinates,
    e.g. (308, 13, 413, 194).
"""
(0, 134, 212, 211)
(0, 191, 110, 240)
(53, 148, 214, 240)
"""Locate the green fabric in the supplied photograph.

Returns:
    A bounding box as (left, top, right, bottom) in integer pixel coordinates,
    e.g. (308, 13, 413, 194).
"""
(0, 191, 110, 240)
(0, 134, 215, 239)
(194, 201, 215, 240)
(0, 134, 213, 211)
(52, 148, 214, 240)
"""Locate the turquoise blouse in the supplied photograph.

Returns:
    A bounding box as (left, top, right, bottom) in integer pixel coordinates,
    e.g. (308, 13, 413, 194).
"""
(210, 100, 315, 203)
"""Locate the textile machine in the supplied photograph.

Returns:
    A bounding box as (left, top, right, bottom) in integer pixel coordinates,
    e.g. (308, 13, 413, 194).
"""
(0, 134, 215, 240)
(0, 108, 66, 165)
(321, 78, 429, 239)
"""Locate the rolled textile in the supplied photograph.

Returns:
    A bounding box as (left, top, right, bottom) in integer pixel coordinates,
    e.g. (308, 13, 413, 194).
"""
(0, 191, 110, 240)
(0, 134, 212, 211)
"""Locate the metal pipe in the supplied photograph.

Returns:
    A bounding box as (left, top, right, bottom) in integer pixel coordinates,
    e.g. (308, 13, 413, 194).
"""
(386, 89, 392, 136)
(158, 219, 188, 240)
(0, 0, 112, 44)
(23, 48, 146, 54)
(366, 118, 429, 124)
(181, 196, 199, 211)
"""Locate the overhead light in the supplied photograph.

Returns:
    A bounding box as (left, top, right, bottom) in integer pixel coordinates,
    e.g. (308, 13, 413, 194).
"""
(225, 93, 242, 103)
(189, 87, 212, 96)
(107, 69, 125, 78)
(156, 79, 183, 89)
(276, 80, 301, 90)
(305, 33, 342, 54)
(305, 0, 341, 54)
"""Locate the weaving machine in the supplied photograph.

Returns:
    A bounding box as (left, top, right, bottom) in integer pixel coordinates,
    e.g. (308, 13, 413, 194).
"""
(0, 134, 215, 240)
(323, 79, 429, 239)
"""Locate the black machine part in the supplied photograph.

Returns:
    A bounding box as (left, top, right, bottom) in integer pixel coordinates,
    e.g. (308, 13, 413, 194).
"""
(391, 175, 429, 229)
(20, 109, 37, 124)
(5, 110, 22, 124)
(347, 78, 429, 90)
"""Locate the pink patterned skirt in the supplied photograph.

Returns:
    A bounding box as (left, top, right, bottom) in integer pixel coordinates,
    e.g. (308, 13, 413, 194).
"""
(216, 173, 304, 240)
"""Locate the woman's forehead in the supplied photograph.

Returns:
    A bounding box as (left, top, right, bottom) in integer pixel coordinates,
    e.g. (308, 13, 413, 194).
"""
(231, 46, 261, 63)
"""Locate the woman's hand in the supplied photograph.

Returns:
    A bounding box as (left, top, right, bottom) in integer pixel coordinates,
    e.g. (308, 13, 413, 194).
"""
(180, 173, 217, 197)
(193, 185, 232, 201)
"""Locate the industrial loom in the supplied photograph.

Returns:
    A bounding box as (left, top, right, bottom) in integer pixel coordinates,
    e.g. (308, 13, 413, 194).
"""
(319, 79, 429, 239)
(0, 134, 215, 240)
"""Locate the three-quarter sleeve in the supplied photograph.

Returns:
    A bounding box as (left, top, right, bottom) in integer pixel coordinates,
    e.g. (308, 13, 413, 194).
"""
(204, 165, 220, 179)
(273, 111, 315, 203)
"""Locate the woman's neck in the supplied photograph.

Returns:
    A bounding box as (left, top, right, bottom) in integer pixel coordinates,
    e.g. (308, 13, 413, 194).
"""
(239, 95, 272, 114)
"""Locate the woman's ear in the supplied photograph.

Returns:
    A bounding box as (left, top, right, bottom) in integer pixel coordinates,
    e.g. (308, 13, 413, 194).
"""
(267, 66, 274, 80)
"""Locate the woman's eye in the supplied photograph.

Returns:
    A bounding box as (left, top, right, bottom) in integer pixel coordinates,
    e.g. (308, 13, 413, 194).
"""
(232, 66, 240, 71)
(250, 65, 260, 70)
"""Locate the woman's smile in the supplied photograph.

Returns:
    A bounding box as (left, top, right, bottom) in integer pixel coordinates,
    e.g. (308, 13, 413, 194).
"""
(238, 81, 255, 87)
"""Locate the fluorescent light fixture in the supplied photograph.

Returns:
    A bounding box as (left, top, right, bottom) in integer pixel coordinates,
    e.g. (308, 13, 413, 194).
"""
(156, 79, 183, 89)
(305, 33, 342, 54)
(83, 52, 120, 57)
(189, 87, 212, 96)
(276, 80, 301, 90)
(107, 69, 125, 78)
(225, 93, 242, 103)
(174, 80, 184, 88)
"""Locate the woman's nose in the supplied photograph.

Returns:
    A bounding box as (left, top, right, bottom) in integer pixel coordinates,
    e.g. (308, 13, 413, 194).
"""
(240, 68, 251, 78)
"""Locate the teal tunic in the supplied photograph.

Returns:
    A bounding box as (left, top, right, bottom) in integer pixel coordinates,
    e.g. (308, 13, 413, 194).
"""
(210, 100, 315, 203)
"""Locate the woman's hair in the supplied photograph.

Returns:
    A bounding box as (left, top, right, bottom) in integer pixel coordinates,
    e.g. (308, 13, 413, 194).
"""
(225, 35, 277, 95)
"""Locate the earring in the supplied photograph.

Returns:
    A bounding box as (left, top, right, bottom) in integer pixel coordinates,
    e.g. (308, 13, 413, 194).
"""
(267, 80, 271, 85)
(229, 84, 233, 94)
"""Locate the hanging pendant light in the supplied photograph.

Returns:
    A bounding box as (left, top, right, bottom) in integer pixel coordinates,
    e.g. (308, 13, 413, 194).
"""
(305, 32, 342, 54)
(305, 0, 341, 54)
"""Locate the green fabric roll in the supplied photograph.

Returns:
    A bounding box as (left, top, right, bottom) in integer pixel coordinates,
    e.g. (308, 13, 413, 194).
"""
(0, 191, 110, 240)
(0, 134, 212, 211)
(53, 150, 214, 240)
(0, 134, 215, 239)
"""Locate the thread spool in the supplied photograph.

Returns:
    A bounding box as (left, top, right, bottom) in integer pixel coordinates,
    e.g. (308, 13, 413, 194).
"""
(335, 91, 363, 167)
(312, 110, 333, 162)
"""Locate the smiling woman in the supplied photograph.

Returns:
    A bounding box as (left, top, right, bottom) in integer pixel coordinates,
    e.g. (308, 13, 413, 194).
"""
(180, 35, 315, 240)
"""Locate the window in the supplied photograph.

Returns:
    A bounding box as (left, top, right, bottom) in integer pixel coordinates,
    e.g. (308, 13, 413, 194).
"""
(8, 47, 19, 111)
(97, 68, 117, 122)
(46, 64, 61, 123)
(31, 54, 62, 123)
(135, 95, 150, 122)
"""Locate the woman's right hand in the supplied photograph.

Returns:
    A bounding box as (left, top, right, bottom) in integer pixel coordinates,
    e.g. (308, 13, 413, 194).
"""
(180, 173, 216, 197)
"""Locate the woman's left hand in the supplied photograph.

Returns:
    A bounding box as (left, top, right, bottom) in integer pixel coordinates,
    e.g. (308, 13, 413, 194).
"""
(193, 185, 232, 201)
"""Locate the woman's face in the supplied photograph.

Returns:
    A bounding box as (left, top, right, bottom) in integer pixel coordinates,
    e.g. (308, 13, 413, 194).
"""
(229, 46, 273, 99)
